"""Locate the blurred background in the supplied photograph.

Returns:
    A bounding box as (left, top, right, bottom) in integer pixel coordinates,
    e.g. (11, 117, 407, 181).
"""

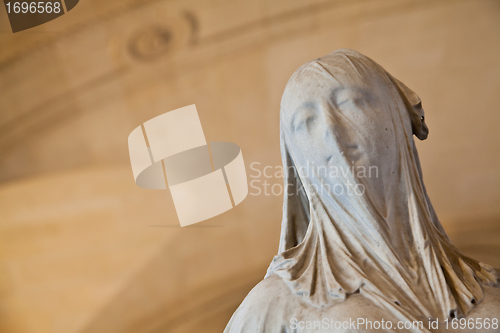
(0, 0, 499, 332)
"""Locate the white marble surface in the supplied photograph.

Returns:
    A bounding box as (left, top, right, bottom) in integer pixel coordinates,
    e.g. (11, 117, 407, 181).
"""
(224, 49, 500, 332)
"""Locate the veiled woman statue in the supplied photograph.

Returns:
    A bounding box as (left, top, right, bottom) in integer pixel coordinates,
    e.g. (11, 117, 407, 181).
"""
(224, 49, 500, 332)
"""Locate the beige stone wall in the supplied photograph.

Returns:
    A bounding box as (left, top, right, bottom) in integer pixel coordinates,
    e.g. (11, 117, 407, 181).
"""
(0, 0, 499, 332)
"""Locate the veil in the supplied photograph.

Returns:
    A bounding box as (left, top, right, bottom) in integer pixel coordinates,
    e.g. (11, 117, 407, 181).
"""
(266, 49, 500, 321)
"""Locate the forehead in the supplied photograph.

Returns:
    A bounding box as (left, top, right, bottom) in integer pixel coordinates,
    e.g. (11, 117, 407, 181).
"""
(286, 58, 386, 97)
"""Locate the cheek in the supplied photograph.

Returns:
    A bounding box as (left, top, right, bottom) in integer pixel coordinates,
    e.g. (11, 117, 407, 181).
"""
(354, 110, 398, 167)
(289, 126, 332, 163)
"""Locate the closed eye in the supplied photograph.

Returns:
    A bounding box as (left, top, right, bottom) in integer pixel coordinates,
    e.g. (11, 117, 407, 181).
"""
(293, 113, 317, 132)
(292, 103, 318, 132)
(332, 87, 370, 109)
(337, 99, 351, 107)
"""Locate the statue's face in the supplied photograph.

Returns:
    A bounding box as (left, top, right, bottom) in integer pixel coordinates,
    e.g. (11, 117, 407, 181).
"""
(281, 57, 430, 217)
(281, 65, 421, 212)
(285, 80, 403, 178)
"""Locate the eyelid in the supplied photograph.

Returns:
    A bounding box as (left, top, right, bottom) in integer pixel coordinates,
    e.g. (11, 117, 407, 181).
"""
(332, 88, 367, 108)
(337, 99, 350, 107)
(292, 108, 317, 132)
(293, 114, 316, 131)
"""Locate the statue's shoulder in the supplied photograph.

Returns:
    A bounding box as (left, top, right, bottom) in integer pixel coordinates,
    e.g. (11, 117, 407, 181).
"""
(224, 274, 300, 333)
(244, 274, 293, 304)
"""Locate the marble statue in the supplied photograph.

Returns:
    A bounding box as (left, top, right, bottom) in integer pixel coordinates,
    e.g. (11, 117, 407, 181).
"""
(224, 49, 500, 332)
